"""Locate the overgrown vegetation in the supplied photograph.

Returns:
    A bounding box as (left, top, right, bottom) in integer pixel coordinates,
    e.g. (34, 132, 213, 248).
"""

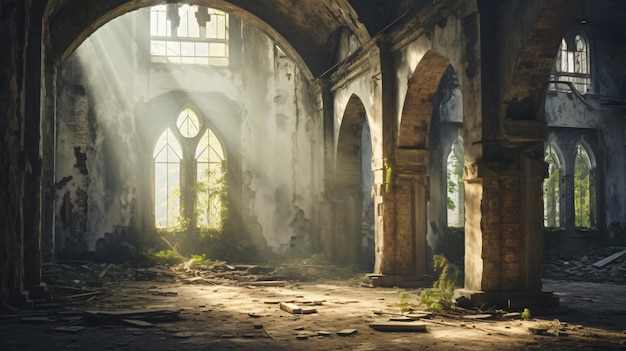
(383, 157, 393, 193)
(521, 307, 532, 320)
(421, 254, 460, 312)
(399, 290, 411, 313)
(446, 148, 464, 227)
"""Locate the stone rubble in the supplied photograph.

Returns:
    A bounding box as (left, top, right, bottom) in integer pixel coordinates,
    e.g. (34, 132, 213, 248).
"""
(543, 247, 626, 283)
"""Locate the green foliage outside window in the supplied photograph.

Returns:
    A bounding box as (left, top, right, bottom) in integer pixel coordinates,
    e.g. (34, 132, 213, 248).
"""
(574, 144, 591, 228)
(446, 146, 464, 227)
(543, 146, 560, 227)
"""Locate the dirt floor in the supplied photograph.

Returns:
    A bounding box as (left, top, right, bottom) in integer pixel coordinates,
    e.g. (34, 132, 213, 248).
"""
(1, 261, 625, 351)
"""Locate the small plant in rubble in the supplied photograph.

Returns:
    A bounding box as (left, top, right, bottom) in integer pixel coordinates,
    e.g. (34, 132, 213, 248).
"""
(421, 254, 459, 312)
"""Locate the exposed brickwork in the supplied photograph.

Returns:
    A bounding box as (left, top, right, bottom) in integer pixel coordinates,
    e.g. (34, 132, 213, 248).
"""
(398, 51, 451, 150)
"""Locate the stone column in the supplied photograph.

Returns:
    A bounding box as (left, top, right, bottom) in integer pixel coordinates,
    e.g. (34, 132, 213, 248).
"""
(458, 150, 555, 308)
(41, 62, 57, 264)
(23, 1, 44, 287)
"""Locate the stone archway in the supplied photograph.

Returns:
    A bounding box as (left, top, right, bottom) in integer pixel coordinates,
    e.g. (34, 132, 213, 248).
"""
(331, 94, 373, 267)
(377, 50, 452, 283)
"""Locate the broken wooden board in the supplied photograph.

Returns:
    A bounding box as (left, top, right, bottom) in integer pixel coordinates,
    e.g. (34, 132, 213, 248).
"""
(19, 317, 53, 323)
(119, 319, 155, 328)
(592, 249, 626, 267)
(389, 317, 414, 322)
(65, 291, 101, 299)
(83, 308, 181, 323)
(462, 314, 493, 320)
(53, 326, 85, 333)
(369, 322, 427, 332)
(245, 281, 286, 287)
(98, 263, 114, 278)
(280, 302, 302, 314)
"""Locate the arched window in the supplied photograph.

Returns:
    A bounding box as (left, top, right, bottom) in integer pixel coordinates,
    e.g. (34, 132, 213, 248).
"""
(550, 35, 591, 93)
(574, 35, 589, 76)
(574, 144, 595, 228)
(446, 140, 464, 227)
(543, 145, 561, 227)
(154, 107, 228, 231)
(176, 108, 201, 138)
(150, 4, 229, 65)
(154, 128, 182, 229)
(195, 128, 226, 229)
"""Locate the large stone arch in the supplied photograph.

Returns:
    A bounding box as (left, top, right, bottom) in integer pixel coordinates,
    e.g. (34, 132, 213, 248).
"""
(44, 0, 371, 79)
(377, 50, 453, 283)
(329, 94, 372, 266)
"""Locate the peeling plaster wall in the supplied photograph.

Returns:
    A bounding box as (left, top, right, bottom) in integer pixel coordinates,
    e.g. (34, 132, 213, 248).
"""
(239, 26, 320, 256)
(56, 13, 140, 252)
(54, 10, 322, 258)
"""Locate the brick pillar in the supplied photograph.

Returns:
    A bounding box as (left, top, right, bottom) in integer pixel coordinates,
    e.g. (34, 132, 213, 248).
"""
(375, 173, 428, 285)
(458, 154, 555, 308)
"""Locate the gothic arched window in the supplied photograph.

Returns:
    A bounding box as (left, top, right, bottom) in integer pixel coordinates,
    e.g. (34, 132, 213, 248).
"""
(153, 107, 227, 231)
(446, 140, 464, 227)
(154, 128, 182, 229)
(574, 144, 595, 228)
(550, 34, 591, 93)
(543, 145, 561, 228)
(195, 128, 225, 229)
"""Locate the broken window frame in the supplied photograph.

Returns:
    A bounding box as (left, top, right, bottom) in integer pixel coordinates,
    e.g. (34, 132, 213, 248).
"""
(150, 4, 229, 66)
(550, 34, 591, 94)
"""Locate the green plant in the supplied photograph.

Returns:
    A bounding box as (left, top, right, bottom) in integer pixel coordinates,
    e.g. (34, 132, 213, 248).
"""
(521, 308, 532, 320)
(421, 254, 459, 312)
(399, 290, 411, 313)
(150, 249, 183, 265)
(384, 157, 393, 193)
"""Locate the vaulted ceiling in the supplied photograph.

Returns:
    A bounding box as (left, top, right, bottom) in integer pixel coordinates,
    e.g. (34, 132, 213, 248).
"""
(46, 0, 415, 79)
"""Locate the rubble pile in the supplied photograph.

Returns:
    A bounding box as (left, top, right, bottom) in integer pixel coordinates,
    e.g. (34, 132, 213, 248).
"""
(543, 246, 626, 283)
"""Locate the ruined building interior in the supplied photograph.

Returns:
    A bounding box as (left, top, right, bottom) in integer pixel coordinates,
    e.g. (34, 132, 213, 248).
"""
(1, 0, 626, 350)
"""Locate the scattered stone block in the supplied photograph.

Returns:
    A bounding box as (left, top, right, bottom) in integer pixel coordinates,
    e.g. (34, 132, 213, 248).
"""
(337, 329, 358, 336)
(280, 302, 302, 314)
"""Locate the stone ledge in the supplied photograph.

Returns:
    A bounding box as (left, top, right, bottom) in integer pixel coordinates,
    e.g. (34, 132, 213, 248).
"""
(454, 288, 559, 310)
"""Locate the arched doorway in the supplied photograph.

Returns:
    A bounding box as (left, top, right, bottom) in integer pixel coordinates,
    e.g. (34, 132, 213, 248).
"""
(333, 94, 373, 267)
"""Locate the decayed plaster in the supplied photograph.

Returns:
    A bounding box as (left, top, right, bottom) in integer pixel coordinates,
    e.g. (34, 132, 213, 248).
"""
(54, 9, 322, 257)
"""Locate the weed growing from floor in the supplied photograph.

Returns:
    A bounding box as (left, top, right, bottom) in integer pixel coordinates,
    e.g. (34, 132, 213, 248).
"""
(421, 254, 459, 312)
(399, 290, 411, 313)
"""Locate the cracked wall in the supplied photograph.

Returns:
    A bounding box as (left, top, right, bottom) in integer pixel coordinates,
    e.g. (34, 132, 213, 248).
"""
(54, 9, 322, 259)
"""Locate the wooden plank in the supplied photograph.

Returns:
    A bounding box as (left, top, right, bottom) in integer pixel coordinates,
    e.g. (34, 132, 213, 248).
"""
(462, 314, 493, 320)
(280, 302, 302, 314)
(53, 326, 85, 333)
(591, 249, 626, 267)
(66, 291, 100, 299)
(83, 308, 181, 323)
(120, 319, 155, 328)
(369, 322, 426, 332)
(246, 281, 286, 287)
(99, 264, 114, 278)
